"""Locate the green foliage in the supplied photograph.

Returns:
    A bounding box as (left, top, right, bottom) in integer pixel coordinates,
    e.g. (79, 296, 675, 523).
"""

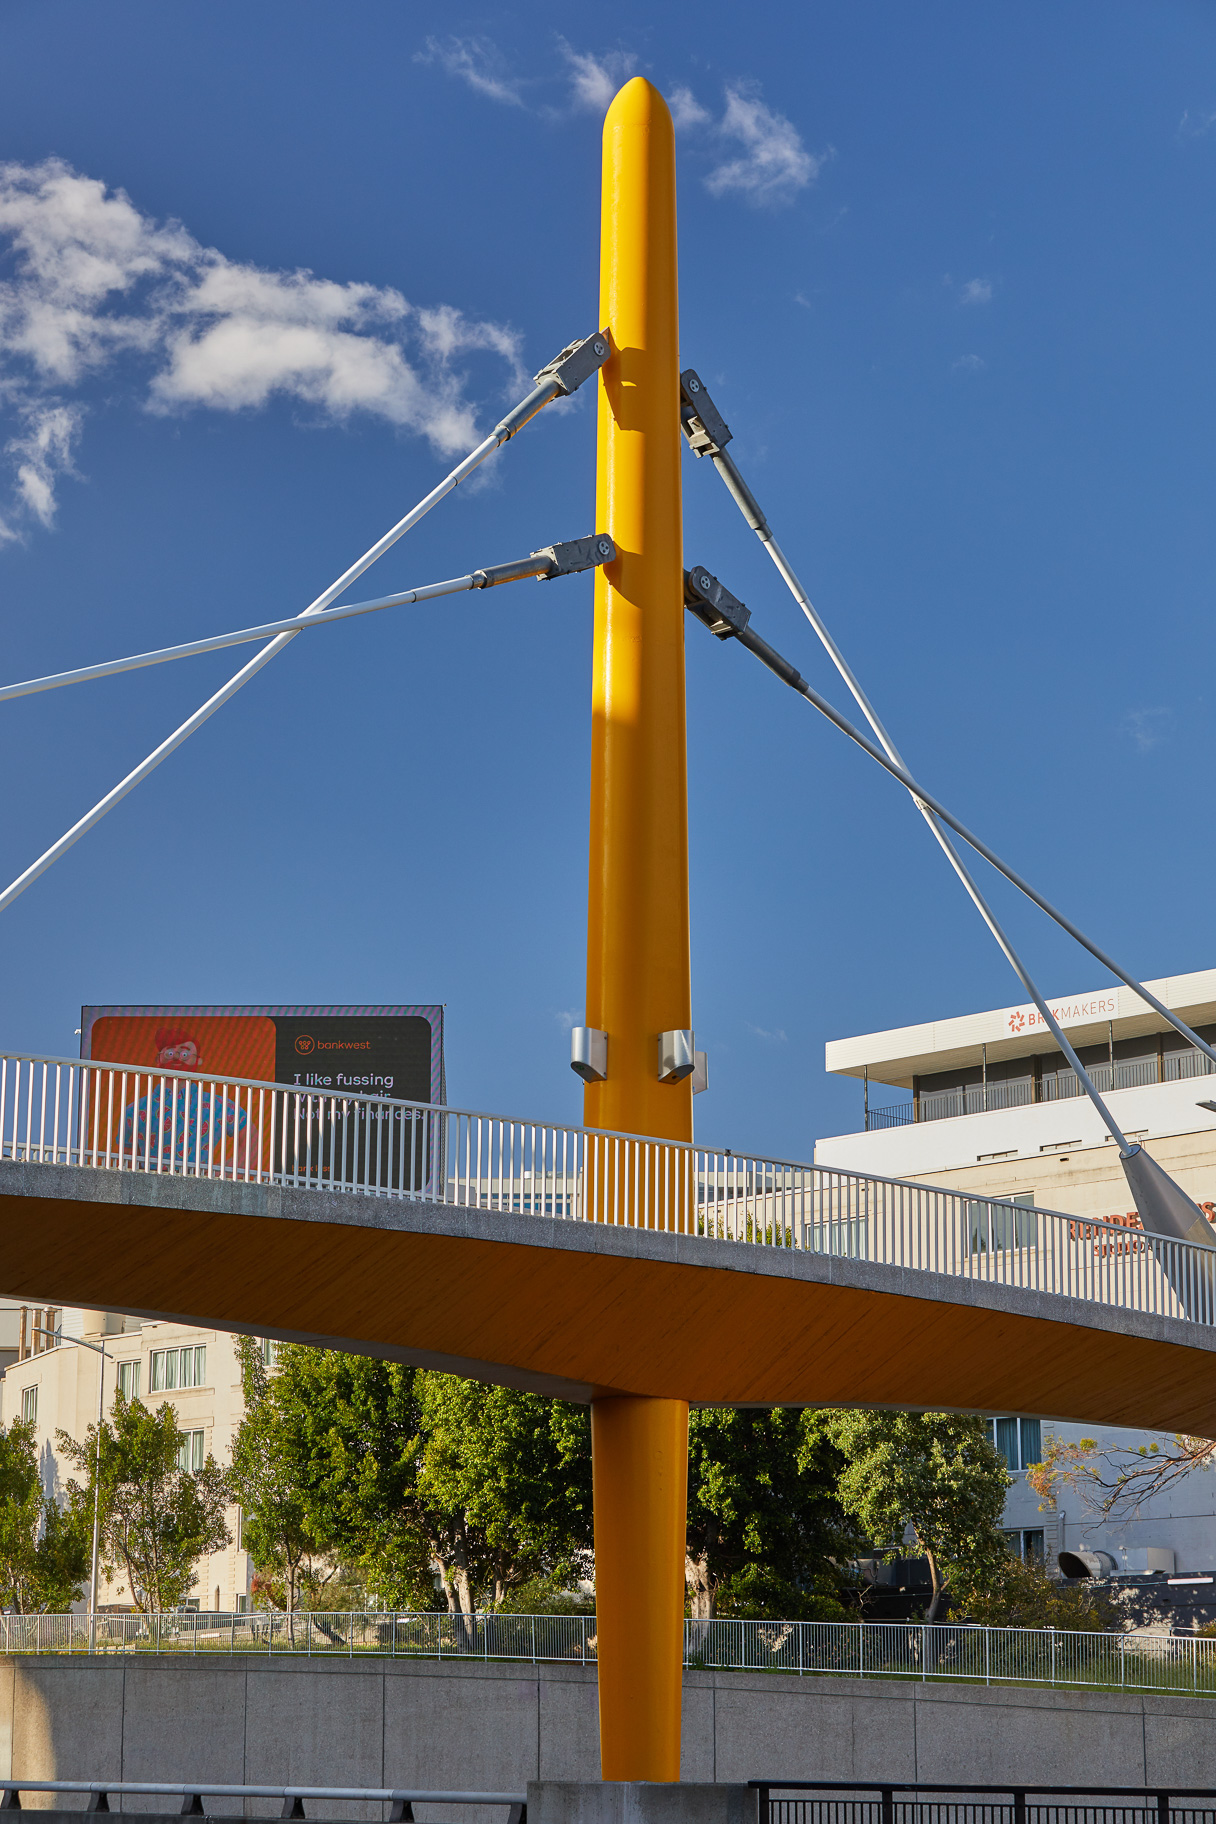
(817, 1409, 1010, 1621)
(267, 1349, 593, 1616)
(685, 1407, 859, 1619)
(228, 1338, 332, 1613)
(0, 1419, 90, 1612)
(952, 1551, 1121, 1630)
(59, 1393, 229, 1612)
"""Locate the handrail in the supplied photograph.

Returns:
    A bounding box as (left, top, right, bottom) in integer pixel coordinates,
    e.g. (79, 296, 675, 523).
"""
(2, 1049, 1214, 1324)
(0, 1783, 524, 1803)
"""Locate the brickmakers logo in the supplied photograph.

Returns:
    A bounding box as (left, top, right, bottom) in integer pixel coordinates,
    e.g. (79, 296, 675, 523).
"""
(294, 1034, 315, 1056)
(1008, 1012, 1026, 1033)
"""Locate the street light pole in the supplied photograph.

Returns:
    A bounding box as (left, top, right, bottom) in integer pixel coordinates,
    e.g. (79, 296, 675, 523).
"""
(31, 1322, 107, 1646)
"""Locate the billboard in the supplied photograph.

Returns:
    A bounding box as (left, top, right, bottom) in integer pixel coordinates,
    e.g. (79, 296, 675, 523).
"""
(79, 1005, 445, 1188)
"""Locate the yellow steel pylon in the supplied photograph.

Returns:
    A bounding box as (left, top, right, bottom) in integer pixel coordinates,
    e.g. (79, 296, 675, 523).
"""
(584, 77, 690, 1783)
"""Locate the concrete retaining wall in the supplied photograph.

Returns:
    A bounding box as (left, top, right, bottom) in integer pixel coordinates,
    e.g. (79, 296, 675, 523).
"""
(3, 1658, 1216, 1806)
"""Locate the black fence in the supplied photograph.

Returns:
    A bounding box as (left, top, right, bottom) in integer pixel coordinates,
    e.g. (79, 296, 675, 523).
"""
(754, 1786, 1216, 1824)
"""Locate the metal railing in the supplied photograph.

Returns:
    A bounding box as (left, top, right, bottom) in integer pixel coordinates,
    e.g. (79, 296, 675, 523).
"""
(0, 1781, 524, 1819)
(6, 1611, 1216, 1696)
(2, 1050, 1215, 1325)
(754, 1784, 1216, 1824)
(864, 1103, 914, 1131)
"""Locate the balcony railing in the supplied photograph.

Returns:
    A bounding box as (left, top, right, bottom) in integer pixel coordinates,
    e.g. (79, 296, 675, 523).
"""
(866, 1051, 1216, 1130)
(2, 1050, 1215, 1326)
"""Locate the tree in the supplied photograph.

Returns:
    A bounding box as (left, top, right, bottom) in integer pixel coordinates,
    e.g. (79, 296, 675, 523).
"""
(685, 1408, 858, 1620)
(267, 1349, 593, 1616)
(414, 1373, 592, 1612)
(228, 1338, 333, 1614)
(951, 1551, 1120, 1630)
(819, 1410, 1010, 1621)
(0, 1419, 91, 1612)
(60, 1393, 230, 1611)
(1026, 1432, 1216, 1523)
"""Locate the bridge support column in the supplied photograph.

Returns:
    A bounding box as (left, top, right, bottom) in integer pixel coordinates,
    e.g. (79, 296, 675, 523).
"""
(584, 78, 691, 1781)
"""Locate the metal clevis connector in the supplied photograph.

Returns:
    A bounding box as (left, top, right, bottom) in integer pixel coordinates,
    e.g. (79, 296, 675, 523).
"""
(679, 369, 732, 458)
(472, 535, 616, 590)
(535, 330, 614, 396)
(533, 533, 616, 578)
(683, 565, 750, 638)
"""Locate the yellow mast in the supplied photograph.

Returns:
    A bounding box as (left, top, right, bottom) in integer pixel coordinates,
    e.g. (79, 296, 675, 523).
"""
(585, 76, 690, 1782)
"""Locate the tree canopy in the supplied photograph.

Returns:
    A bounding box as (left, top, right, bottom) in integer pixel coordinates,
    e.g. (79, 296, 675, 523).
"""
(228, 1338, 334, 1613)
(259, 1350, 593, 1614)
(60, 1393, 229, 1612)
(685, 1407, 857, 1619)
(0, 1419, 90, 1613)
(818, 1409, 1010, 1621)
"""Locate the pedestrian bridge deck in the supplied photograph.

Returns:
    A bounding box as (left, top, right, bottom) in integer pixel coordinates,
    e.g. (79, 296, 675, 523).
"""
(2, 1051, 1215, 1432)
(2, 1155, 1216, 1435)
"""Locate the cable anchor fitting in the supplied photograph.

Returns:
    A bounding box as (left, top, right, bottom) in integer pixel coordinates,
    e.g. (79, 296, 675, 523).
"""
(683, 566, 750, 639)
(472, 535, 616, 590)
(679, 368, 733, 459)
(535, 330, 613, 397)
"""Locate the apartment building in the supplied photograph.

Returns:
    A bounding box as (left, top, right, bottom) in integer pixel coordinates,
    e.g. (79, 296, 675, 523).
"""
(816, 963, 1216, 1577)
(0, 1307, 257, 1611)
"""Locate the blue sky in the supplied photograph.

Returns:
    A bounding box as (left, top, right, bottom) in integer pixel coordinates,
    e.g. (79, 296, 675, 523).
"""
(1, 2, 1215, 1157)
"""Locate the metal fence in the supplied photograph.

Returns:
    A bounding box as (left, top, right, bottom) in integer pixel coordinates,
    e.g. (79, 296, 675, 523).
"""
(3, 1050, 1215, 1326)
(4, 1612, 1216, 1695)
(755, 1784, 1216, 1824)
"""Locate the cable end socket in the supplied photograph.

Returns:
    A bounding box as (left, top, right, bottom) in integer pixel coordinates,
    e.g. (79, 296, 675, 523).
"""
(534, 534, 616, 579)
(680, 369, 732, 458)
(684, 566, 751, 639)
(535, 330, 613, 397)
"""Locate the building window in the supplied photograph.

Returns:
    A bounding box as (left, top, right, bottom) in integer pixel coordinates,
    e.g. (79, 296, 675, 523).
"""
(968, 1194, 1036, 1255)
(151, 1345, 206, 1392)
(236, 1594, 248, 1613)
(176, 1429, 205, 1473)
(117, 1360, 141, 1401)
(21, 1385, 37, 1425)
(261, 1338, 278, 1367)
(1004, 1527, 1046, 1563)
(986, 1415, 1042, 1471)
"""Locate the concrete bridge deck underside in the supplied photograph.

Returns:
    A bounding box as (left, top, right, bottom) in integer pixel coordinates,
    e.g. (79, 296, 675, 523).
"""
(1, 1159, 1213, 1431)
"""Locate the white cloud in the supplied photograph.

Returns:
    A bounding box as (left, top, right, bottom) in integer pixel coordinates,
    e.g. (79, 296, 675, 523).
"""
(1125, 707, 1171, 753)
(960, 277, 993, 306)
(1178, 108, 1216, 141)
(554, 1008, 579, 1033)
(558, 40, 638, 113)
(746, 1022, 788, 1044)
(670, 86, 711, 131)
(705, 83, 822, 208)
(414, 36, 525, 107)
(0, 158, 526, 541)
(953, 353, 986, 372)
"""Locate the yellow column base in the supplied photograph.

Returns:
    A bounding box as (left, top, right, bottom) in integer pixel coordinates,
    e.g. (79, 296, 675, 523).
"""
(591, 1395, 689, 1781)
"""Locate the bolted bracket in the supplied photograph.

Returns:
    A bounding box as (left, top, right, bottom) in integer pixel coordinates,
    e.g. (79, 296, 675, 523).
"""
(570, 1027, 608, 1084)
(536, 330, 613, 396)
(658, 1029, 696, 1084)
(533, 534, 616, 579)
(684, 567, 750, 640)
(679, 369, 732, 458)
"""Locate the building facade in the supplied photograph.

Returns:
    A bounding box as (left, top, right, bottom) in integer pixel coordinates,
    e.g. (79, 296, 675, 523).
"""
(0, 1306, 257, 1611)
(816, 963, 1216, 1577)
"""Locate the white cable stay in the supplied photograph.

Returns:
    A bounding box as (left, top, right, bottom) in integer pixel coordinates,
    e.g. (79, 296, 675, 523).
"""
(0, 332, 611, 916)
(679, 370, 1216, 1084)
(0, 534, 616, 704)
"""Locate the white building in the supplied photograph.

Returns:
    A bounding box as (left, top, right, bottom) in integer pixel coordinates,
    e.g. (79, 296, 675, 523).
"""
(816, 963, 1216, 1578)
(0, 1305, 257, 1611)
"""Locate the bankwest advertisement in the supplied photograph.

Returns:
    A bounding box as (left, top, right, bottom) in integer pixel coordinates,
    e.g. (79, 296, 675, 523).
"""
(79, 1005, 444, 1185)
